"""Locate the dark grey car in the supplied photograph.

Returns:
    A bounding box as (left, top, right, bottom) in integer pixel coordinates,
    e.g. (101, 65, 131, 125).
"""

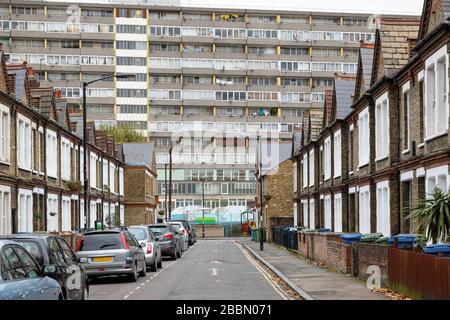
(147, 224, 182, 260)
(75, 230, 146, 282)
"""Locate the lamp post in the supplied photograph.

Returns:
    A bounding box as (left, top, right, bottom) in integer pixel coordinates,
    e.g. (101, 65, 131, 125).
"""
(200, 177, 206, 238)
(82, 74, 134, 230)
(257, 135, 264, 251)
(164, 163, 168, 221)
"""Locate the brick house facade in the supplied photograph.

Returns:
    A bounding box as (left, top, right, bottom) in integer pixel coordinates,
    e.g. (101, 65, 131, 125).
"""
(0, 54, 126, 236)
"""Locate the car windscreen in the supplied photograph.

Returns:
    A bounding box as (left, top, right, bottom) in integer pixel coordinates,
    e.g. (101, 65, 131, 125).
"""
(149, 226, 168, 236)
(11, 240, 44, 266)
(79, 233, 123, 251)
(128, 228, 147, 241)
(175, 221, 189, 229)
(169, 224, 182, 231)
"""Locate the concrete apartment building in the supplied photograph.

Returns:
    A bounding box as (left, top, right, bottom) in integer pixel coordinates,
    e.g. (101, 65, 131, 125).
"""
(0, 0, 378, 213)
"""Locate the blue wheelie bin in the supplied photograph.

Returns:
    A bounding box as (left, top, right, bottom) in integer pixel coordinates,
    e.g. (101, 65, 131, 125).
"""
(389, 234, 418, 249)
(423, 244, 450, 257)
(340, 233, 363, 245)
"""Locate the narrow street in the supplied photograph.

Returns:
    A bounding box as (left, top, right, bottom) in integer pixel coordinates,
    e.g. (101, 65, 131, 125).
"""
(89, 240, 286, 300)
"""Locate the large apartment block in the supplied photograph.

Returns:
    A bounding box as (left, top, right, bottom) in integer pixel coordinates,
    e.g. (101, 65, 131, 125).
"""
(0, 0, 378, 212)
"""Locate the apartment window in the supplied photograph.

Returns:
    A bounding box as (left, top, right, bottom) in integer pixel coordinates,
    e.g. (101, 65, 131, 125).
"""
(150, 75, 180, 84)
(12, 6, 44, 15)
(117, 73, 147, 82)
(247, 92, 278, 101)
(82, 41, 113, 49)
(116, 41, 146, 50)
(280, 47, 309, 56)
(183, 13, 211, 21)
(402, 83, 411, 151)
(324, 137, 332, 181)
(117, 89, 147, 98)
(248, 46, 276, 55)
(358, 107, 369, 167)
(149, 90, 181, 100)
(81, 55, 113, 66)
(216, 76, 244, 85)
(48, 7, 74, 16)
(184, 75, 211, 85)
(376, 181, 390, 237)
(149, 26, 181, 36)
(214, 28, 246, 39)
(248, 15, 276, 23)
(0, 105, 10, 163)
(18, 189, 32, 233)
(11, 21, 45, 32)
(118, 105, 147, 114)
(313, 48, 340, 57)
(149, 43, 179, 52)
(309, 150, 314, 187)
(117, 121, 147, 130)
(0, 186, 11, 236)
(82, 9, 113, 17)
(425, 45, 449, 139)
(117, 25, 146, 34)
(309, 199, 315, 229)
(359, 186, 371, 234)
(281, 78, 308, 86)
(81, 23, 113, 33)
(280, 30, 310, 41)
(313, 16, 340, 26)
(302, 154, 308, 188)
(13, 39, 45, 48)
(116, 57, 146, 66)
(215, 45, 244, 53)
(375, 93, 389, 160)
(48, 73, 80, 81)
(334, 194, 342, 232)
(149, 11, 179, 20)
(313, 79, 334, 87)
(282, 16, 308, 24)
(247, 29, 278, 39)
(324, 195, 332, 229)
(215, 91, 246, 101)
(333, 130, 342, 178)
(280, 61, 310, 72)
(283, 109, 302, 117)
(61, 138, 71, 181)
(117, 8, 146, 18)
(47, 194, 59, 232)
(344, 17, 368, 27)
(17, 116, 32, 171)
(61, 196, 71, 232)
(86, 88, 114, 98)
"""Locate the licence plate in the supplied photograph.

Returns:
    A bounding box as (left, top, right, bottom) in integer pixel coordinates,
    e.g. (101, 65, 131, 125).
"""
(92, 256, 113, 263)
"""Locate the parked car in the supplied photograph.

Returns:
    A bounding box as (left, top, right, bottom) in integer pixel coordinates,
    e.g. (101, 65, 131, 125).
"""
(128, 226, 162, 271)
(147, 224, 182, 260)
(3, 234, 89, 300)
(0, 240, 63, 300)
(168, 221, 189, 252)
(75, 229, 146, 282)
(172, 220, 196, 245)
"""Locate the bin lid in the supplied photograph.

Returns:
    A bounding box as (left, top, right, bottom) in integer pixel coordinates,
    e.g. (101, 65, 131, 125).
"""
(423, 244, 450, 253)
(340, 233, 363, 240)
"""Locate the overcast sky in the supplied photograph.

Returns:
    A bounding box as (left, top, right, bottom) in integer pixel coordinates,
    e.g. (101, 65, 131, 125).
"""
(182, 0, 424, 15)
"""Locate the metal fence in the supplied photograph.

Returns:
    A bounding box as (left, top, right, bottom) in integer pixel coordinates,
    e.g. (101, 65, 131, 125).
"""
(272, 226, 298, 250)
(388, 248, 450, 300)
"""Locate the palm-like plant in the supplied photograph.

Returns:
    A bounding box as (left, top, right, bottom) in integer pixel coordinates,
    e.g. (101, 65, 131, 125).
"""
(408, 189, 450, 244)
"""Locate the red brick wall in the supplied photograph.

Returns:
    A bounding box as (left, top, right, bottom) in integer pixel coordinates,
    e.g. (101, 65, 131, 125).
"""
(354, 243, 390, 288)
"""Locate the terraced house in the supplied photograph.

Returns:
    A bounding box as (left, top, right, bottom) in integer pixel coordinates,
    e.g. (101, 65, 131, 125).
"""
(0, 54, 126, 236)
(0, 0, 383, 213)
(292, 5, 450, 238)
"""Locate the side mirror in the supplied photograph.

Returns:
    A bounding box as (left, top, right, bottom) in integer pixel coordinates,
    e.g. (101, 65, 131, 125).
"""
(155, 238, 159, 241)
(42, 265, 57, 277)
(140, 242, 146, 248)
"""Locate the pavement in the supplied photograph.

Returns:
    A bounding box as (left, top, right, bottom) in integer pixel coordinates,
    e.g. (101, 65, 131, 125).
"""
(89, 239, 286, 300)
(242, 239, 388, 300)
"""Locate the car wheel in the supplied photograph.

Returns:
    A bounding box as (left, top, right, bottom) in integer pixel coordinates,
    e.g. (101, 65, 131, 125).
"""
(177, 245, 182, 258)
(157, 257, 163, 268)
(171, 247, 178, 260)
(150, 259, 157, 272)
(139, 261, 147, 277)
(128, 263, 138, 282)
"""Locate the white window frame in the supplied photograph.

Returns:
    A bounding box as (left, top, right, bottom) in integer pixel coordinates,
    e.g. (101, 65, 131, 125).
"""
(293, 162, 298, 193)
(0, 186, 11, 236)
(17, 114, 32, 171)
(102, 159, 109, 190)
(309, 199, 315, 229)
(302, 154, 308, 189)
(0, 104, 10, 163)
(334, 193, 342, 232)
(358, 107, 370, 167)
(46, 129, 58, 178)
(375, 92, 390, 160)
(119, 167, 124, 196)
(333, 130, 342, 178)
(308, 150, 314, 187)
(324, 195, 332, 229)
(359, 185, 371, 234)
(425, 45, 449, 140)
(61, 196, 71, 231)
(324, 137, 331, 181)
(109, 163, 116, 194)
(425, 165, 449, 197)
(61, 137, 71, 181)
(47, 194, 59, 232)
(376, 181, 390, 236)
(402, 82, 411, 153)
(90, 152, 98, 189)
(301, 200, 308, 227)
(89, 200, 97, 228)
(18, 189, 33, 233)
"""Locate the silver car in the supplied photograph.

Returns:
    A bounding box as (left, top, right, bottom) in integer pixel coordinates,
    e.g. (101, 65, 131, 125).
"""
(75, 229, 146, 282)
(128, 226, 162, 271)
(0, 240, 63, 300)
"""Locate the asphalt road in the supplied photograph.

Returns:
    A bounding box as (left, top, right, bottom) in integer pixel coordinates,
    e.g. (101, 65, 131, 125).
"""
(89, 239, 285, 300)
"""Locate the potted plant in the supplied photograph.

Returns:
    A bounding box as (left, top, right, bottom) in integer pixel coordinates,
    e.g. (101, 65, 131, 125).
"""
(264, 195, 272, 202)
(65, 180, 81, 192)
(408, 189, 450, 244)
(49, 212, 57, 217)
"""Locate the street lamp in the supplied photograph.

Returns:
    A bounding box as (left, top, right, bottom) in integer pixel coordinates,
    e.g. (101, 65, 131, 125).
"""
(257, 135, 264, 251)
(200, 177, 206, 238)
(164, 163, 168, 221)
(82, 74, 135, 230)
